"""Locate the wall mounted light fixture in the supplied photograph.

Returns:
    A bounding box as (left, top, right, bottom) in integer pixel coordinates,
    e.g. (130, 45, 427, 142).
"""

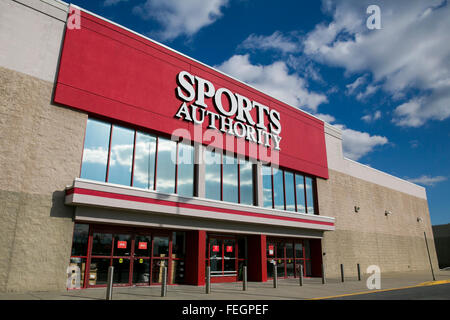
(354, 206, 360, 213)
(385, 210, 392, 216)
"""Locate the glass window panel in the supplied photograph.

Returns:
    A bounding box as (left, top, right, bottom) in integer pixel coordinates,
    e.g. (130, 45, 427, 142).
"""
(295, 174, 306, 213)
(239, 159, 254, 205)
(276, 242, 284, 258)
(108, 125, 134, 186)
(152, 259, 168, 283)
(273, 168, 285, 210)
(238, 237, 246, 259)
(267, 260, 274, 278)
(277, 260, 285, 277)
(177, 143, 194, 197)
(304, 239, 311, 259)
(113, 234, 132, 256)
(222, 154, 238, 203)
(286, 261, 294, 277)
(80, 118, 111, 182)
(295, 243, 304, 259)
(71, 224, 89, 257)
(92, 233, 112, 256)
(262, 165, 273, 208)
(89, 258, 110, 285)
(133, 132, 156, 190)
(284, 172, 296, 212)
(133, 259, 150, 284)
(209, 239, 222, 274)
(113, 258, 130, 284)
(204, 150, 221, 201)
(172, 232, 185, 259)
(172, 259, 185, 284)
(153, 236, 169, 257)
(305, 177, 316, 214)
(134, 235, 151, 257)
(286, 242, 294, 258)
(156, 137, 177, 194)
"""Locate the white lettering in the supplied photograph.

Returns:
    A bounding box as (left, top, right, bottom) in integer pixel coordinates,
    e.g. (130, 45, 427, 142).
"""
(174, 71, 282, 151)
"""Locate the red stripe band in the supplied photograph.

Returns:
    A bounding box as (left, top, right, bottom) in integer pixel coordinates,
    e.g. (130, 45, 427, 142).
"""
(66, 187, 334, 227)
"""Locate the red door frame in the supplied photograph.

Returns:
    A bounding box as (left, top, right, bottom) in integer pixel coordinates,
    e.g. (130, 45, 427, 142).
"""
(266, 237, 310, 279)
(84, 224, 176, 288)
(206, 234, 245, 283)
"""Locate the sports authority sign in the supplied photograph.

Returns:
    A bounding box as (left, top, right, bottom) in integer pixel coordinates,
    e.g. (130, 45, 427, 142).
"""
(54, 7, 329, 179)
(175, 71, 282, 151)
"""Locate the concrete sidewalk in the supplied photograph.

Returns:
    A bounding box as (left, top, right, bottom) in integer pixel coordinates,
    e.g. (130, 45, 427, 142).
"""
(1, 270, 449, 300)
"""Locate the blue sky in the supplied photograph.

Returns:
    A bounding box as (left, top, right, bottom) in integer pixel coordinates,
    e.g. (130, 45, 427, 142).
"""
(70, 0, 450, 225)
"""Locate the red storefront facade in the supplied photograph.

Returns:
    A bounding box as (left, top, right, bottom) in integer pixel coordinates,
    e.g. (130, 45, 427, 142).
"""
(61, 6, 334, 288)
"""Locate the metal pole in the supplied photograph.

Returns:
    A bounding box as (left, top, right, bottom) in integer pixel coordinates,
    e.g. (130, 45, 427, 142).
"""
(321, 263, 326, 284)
(273, 264, 278, 288)
(340, 264, 344, 282)
(424, 232, 436, 281)
(299, 264, 303, 286)
(161, 266, 167, 297)
(357, 264, 361, 281)
(242, 266, 247, 291)
(106, 266, 114, 300)
(206, 266, 211, 294)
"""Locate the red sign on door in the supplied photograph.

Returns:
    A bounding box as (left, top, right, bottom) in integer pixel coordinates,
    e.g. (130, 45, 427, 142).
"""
(138, 242, 147, 250)
(117, 241, 127, 249)
(212, 245, 220, 252)
(268, 245, 274, 256)
(226, 245, 233, 253)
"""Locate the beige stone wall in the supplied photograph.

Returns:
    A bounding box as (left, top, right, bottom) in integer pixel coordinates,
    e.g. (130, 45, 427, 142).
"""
(317, 169, 439, 278)
(0, 66, 87, 292)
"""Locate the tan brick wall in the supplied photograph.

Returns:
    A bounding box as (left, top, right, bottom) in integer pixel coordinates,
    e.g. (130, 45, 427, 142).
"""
(0, 66, 87, 292)
(317, 169, 439, 278)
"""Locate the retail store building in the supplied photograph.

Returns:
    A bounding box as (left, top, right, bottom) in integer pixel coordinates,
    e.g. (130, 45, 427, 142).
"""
(0, 0, 439, 292)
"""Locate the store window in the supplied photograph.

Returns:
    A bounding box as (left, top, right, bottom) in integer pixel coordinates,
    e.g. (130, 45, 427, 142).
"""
(80, 119, 111, 182)
(204, 149, 221, 201)
(177, 143, 194, 197)
(262, 167, 318, 214)
(262, 165, 273, 208)
(239, 159, 254, 206)
(80, 118, 195, 198)
(284, 171, 295, 212)
(204, 150, 255, 205)
(295, 174, 306, 213)
(69, 224, 89, 288)
(108, 125, 134, 186)
(133, 132, 156, 189)
(305, 177, 316, 214)
(272, 168, 284, 210)
(222, 154, 238, 203)
(155, 137, 176, 194)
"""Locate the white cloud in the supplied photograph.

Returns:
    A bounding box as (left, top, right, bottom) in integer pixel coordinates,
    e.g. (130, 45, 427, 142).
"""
(215, 54, 328, 112)
(334, 124, 388, 161)
(239, 31, 301, 54)
(315, 113, 336, 123)
(82, 147, 108, 164)
(406, 175, 447, 186)
(103, 0, 128, 7)
(303, 0, 450, 127)
(133, 0, 228, 40)
(356, 84, 379, 101)
(346, 75, 368, 95)
(361, 110, 381, 123)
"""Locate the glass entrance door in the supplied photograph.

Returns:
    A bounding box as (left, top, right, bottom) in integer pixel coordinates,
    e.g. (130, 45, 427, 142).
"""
(87, 227, 175, 287)
(266, 239, 310, 279)
(132, 234, 151, 285)
(208, 236, 238, 279)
